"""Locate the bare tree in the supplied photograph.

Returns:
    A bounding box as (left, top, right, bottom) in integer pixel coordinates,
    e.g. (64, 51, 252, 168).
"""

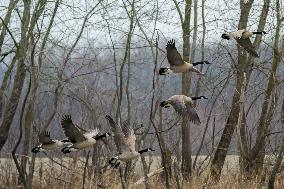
(268, 98, 284, 189)
(172, 0, 194, 178)
(0, 0, 32, 150)
(208, 0, 271, 182)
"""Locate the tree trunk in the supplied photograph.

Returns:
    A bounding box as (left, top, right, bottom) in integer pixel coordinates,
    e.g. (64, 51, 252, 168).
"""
(209, 0, 272, 182)
(181, 0, 193, 178)
(21, 0, 55, 173)
(238, 0, 271, 179)
(208, 0, 254, 182)
(116, 0, 136, 123)
(0, 0, 19, 119)
(247, 0, 281, 177)
(268, 98, 284, 189)
(0, 0, 31, 151)
(193, 0, 206, 106)
(0, 0, 19, 50)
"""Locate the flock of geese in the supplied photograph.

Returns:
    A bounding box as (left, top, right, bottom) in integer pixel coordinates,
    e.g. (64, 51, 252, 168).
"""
(32, 29, 266, 167)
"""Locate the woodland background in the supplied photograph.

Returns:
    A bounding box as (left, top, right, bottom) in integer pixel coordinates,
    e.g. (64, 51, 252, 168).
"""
(0, 0, 283, 188)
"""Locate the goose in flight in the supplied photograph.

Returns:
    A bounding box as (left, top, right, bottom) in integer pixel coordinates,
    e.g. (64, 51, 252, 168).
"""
(159, 39, 210, 75)
(221, 29, 267, 57)
(108, 118, 154, 167)
(31, 131, 70, 153)
(160, 95, 208, 125)
(60, 115, 110, 153)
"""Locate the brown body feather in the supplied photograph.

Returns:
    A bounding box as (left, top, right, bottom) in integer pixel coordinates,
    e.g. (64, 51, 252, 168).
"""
(167, 95, 201, 125)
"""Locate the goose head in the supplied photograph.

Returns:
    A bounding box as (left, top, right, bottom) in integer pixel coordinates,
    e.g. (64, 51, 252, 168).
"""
(61, 146, 77, 154)
(109, 155, 120, 168)
(221, 33, 230, 40)
(160, 101, 171, 108)
(147, 147, 155, 152)
(31, 146, 43, 153)
(159, 68, 172, 75)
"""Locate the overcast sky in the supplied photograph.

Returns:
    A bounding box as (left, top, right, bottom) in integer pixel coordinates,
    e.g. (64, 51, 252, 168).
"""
(0, 0, 277, 51)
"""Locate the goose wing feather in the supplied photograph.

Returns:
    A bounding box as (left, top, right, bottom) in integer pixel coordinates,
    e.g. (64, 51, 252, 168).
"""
(235, 38, 259, 57)
(166, 39, 184, 66)
(170, 95, 201, 125)
(83, 129, 100, 139)
(61, 115, 86, 143)
(105, 115, 127, 152)
(121, 121, 136, 152)
(184, 101, 201, 125)
(38, 131, 55, 144)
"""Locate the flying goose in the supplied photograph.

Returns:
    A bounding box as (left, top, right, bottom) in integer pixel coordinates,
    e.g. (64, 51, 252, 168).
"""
(159, 39, 210, 75)
(31, 131, 70, 153)
(108, 120, 154, 167)
(160, 95, 208, 125)
(221, 29, 267, 57)
(60, 115, 110, 153)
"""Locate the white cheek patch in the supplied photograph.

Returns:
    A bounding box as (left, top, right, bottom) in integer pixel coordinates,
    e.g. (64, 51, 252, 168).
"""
(66, 144, 78, 151)
(39, 148, 46, 152)
(165, 104, 172, 108)
(166, 69, 173, 74)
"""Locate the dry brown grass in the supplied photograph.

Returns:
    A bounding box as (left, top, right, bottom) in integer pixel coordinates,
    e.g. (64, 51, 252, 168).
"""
(1, 157, 284, 189)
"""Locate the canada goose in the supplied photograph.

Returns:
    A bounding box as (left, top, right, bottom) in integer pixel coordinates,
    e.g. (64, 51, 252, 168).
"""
(60, 115, 110, 153)
(31, 131, 70, 153)
(160, 95, 208, 125)
(159, 39, 210, 75)
(221, 29, 267, 57)
(108, 121, 154, 167)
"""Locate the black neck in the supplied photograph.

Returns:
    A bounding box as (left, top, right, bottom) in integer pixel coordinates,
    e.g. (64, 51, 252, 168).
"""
(191, 96, 207, 100)
(61, 139, 70, 143)
(94, 133, 107, 140)
(252, 32, 264, 35)
(138, 148, 150, 154)
(192, 61, 209, 66)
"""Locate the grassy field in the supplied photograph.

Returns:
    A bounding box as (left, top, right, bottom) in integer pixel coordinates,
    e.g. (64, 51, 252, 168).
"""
(0, 155, 283, 188)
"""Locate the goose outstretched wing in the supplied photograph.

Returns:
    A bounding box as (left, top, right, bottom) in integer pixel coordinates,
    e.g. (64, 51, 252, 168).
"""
(38, 131, 54, 144)
(235, 38, 259, 57)
(61, 115, 86, 143)
(121, 121, 136, 152)
(184, 101, 201, 125)
(166, 39, 184, 66)
(105, 115, 125, 152)
(170, 95, 201, 125)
